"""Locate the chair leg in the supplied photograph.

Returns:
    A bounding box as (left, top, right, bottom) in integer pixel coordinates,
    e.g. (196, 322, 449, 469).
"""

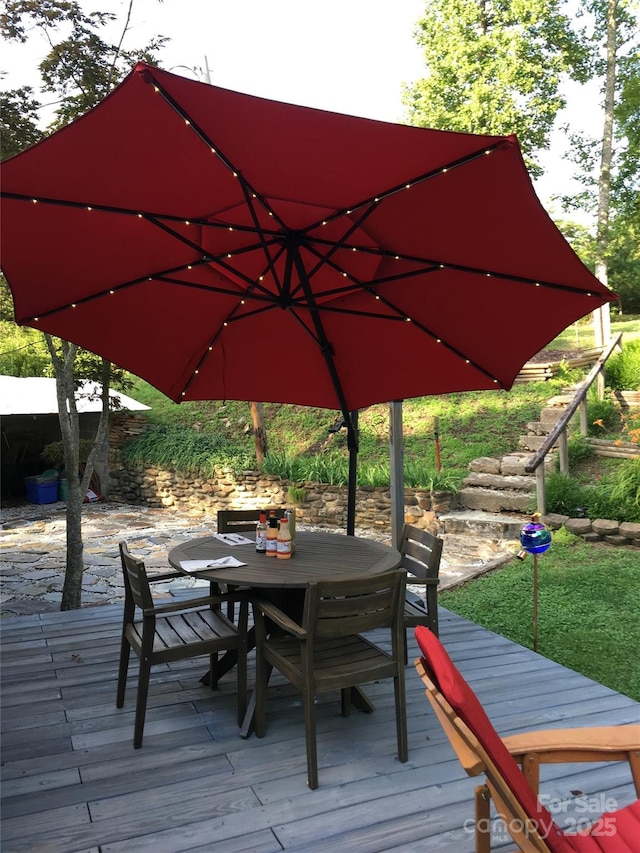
(116, 636, 131, 708)
(302, 686, 318, 789)
(475, 784, 491, 853)
(255, 647, 268, 739)
(133, 658, 151, 749)
(208, 652, 219, 690)
(340, 687, 351, 717)
(236, 600, 248, 725)
(394, 671, 408, 763)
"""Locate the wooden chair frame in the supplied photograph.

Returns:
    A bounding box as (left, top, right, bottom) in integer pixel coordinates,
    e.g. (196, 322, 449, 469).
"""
(400, 524, 443, 659)
(253, 569, 408, 789)
(117, 542, 248, 748)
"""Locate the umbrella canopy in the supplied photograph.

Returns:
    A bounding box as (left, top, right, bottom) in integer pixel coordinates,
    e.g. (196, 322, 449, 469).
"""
(1, 64, 612, 409)
(1, 64, 613, 533)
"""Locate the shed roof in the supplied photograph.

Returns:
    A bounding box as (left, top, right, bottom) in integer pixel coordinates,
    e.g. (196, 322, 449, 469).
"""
(0, 375, 151, 416)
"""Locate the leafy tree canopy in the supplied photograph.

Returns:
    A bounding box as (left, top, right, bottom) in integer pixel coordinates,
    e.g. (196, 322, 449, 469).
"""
(403, 0, 591, 177)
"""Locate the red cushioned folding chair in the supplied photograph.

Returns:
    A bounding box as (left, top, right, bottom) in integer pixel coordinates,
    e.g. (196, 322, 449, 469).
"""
(414, 626, 640, 852)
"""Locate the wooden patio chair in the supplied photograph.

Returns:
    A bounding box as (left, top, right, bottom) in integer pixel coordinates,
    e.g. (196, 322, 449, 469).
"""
(253, 569, 408, 789)
(216, 508, 284, 618)
(116, 541, 248, 748)
(400, 524, 443, 661)
(414, 625, 640, 852)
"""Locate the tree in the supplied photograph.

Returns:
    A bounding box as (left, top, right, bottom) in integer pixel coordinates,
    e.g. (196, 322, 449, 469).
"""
(403, 0, 590, 177)
(560, 0, 639, 340)
(0, 84, 43, 157)
(1, 0, 166, 609)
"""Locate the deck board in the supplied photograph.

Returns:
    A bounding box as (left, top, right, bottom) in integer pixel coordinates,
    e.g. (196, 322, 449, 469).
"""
(1, 604, 638, 852)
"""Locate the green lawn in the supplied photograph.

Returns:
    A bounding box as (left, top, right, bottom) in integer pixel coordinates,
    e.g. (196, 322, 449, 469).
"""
(439, 530, 640, 702)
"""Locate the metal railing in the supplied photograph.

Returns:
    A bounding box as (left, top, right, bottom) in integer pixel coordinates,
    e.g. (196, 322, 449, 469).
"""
(525, 332, 623, 514)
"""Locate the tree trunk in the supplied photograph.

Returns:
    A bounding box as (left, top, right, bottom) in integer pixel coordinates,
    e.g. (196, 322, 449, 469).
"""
(45, 337, 113, 610)
(593, 0, 617, 347)
(250, 401, 268, 465)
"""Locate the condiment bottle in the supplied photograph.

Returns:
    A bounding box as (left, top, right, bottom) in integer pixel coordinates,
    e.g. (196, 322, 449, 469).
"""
(266, 510, 279, 557)
(284, 508, 296, 553)
(277, 516, 292, 559)
(255, 510, 267, 553)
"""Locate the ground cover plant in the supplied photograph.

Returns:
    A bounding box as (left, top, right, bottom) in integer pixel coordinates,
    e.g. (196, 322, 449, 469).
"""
(439, 528, 640, 702)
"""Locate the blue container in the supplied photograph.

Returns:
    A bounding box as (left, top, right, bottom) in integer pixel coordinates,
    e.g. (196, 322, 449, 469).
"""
(25, 476, 59, 504)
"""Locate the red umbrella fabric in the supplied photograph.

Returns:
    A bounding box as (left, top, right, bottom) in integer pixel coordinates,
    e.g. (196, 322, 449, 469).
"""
(1, 62, 612, 416)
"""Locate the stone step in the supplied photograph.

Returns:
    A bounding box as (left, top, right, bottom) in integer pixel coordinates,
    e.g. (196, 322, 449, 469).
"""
(458, 486, 534, 514)
(439, 510, 528, 540)
(462, 471, 535, 493)
(519, 434, 558, 452)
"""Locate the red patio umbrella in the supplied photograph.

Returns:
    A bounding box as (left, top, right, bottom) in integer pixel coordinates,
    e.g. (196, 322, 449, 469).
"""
(0, 63, 613, 532)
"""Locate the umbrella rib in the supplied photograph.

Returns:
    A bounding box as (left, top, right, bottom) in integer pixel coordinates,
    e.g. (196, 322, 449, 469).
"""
(288, 243, 356, 438)
(139, 66, 291, 235)
(235, 181, 286, 297)
(302, 234, 601, 298)
(145, 214, 283, 299)
(299, 140, 510, 235)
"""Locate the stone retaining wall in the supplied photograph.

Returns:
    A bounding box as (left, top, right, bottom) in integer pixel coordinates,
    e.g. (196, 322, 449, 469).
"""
(108, 460, 456, 534)
(108, 412, 455, 533)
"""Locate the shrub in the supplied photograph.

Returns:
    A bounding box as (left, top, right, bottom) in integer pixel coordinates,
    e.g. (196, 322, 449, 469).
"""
(605, 339, 640, 391)
(586, 393, 621, 435)
(607, 457, 640, 519)
(545, 472, 589, 516)
(567, 435, 594, 465)
(121, 425, 256, 477)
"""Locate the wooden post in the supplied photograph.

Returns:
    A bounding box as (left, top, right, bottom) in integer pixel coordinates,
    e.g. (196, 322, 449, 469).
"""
(250, 402, 267, 466)
(535, 464, 546, 516)
(558, 429, 569, 474)
(389, 401, 404, 551)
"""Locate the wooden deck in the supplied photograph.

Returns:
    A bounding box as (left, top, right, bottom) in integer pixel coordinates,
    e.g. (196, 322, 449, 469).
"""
(2, 602, 638, 853)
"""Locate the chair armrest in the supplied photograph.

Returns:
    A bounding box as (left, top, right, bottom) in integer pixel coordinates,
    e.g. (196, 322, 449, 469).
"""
(503, 724, 640, 797)
(503, 724, 640, 759)
(147, 570, 183, 583)
(252, 598, 307, 639)
(145, 590, 250, 616)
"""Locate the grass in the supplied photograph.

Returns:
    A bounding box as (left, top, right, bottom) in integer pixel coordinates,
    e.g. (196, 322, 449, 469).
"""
(439, 529, 640, 701)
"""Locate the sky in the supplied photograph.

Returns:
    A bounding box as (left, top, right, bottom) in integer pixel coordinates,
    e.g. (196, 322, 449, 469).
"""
(2, 0, 597, 218)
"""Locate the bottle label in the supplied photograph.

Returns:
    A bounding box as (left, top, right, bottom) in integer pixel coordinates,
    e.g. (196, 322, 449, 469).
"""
(277, 538, 292, 557)
(256, 530, 267, 551)
(266, 536, 278, 555)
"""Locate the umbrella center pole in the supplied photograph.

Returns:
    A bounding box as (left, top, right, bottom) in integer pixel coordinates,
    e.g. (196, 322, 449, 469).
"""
(288, 242, 359, 535)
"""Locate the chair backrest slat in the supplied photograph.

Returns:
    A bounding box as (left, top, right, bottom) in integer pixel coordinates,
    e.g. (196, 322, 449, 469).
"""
(119, 542, 154, 611)
(305, 571, 405, 641)
(400, 525, 443, 582)
(217, 508, 284, 533)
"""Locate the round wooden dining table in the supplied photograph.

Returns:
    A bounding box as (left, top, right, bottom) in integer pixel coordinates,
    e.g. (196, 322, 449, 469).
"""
(168, 529, 401, 588)
(168, 530, 402, 737)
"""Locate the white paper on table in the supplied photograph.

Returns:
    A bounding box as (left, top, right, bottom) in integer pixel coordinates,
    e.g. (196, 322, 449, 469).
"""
(214, 533, 254, 545)
(180, 556, 247, 572)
